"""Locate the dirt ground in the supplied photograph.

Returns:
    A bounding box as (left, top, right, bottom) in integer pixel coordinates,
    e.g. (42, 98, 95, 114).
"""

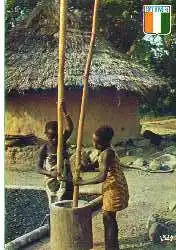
(5, 169, 176, 249)
(5, 117, 176, 249)
(141, 117, 176, 135)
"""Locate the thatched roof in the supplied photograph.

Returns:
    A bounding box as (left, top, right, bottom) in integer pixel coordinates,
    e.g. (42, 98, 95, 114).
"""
(5, 30, 167, 96)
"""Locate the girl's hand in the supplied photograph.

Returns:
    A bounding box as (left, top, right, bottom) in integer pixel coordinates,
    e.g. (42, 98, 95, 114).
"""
(58, 175, 67, 182)
(61, 101, 67, 115)
(73, 176, 84, 186)
(57, 101, 67, 115)
(50, 170, 58, 178)
(57, 172, 67, 181)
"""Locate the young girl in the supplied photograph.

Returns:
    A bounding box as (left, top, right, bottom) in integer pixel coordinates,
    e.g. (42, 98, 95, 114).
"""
(74, 125, 129, 250)
(37, 102, 74, 205)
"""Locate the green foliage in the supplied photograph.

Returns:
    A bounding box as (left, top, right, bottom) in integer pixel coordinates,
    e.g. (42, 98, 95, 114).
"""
(137, 36, 176, 116)
(128, 0, 176, 116)
(5, 0, 37, 31)
(140, 86, 176, 117)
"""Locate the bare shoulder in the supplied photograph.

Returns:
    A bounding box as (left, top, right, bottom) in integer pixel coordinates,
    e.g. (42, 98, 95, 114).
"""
(38, 143, 48, 155)
(103, 148, 115, 156)
(101, 148, 116, 161)
(39, 143, 47, 150)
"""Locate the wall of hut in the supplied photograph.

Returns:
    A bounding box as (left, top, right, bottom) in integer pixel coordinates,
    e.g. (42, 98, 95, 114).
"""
(5, 88, 141, 145)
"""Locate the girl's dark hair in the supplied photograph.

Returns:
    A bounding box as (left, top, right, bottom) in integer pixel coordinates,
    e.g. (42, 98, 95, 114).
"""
(45, 121, 58, 133)
(95, 125, 114, 144)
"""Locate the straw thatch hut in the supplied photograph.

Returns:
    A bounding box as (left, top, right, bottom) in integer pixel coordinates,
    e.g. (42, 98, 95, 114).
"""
(5, 30, 165, 145)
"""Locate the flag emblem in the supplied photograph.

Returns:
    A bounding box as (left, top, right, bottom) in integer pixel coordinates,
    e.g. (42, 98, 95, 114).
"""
(143, 5, 171, 35)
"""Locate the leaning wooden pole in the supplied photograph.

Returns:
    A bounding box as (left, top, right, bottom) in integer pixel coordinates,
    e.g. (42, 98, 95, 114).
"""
(73, 0, 100, 208)
(57, 0, 68, 174)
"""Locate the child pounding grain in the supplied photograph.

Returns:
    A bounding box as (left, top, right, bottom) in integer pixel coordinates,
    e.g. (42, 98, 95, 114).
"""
(37, 102, 74, 205)
(74, 125, 129, 250)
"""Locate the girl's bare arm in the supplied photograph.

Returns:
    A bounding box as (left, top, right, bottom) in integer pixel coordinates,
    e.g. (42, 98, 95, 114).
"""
(75, 149, 115, 185)
(62, 102, 74, 142)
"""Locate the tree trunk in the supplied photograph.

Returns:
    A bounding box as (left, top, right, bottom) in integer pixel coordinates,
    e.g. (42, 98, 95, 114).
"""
(72, 0, 100, 208)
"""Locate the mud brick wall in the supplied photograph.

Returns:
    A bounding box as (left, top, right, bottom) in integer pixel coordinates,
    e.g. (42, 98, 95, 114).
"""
(6, 89, 141, 146)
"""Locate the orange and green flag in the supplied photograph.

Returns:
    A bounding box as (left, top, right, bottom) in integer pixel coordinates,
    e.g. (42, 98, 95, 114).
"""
(143, 5, 171, 35)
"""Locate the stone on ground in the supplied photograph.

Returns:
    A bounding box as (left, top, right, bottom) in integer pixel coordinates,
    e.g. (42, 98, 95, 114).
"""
(149, 154, 176, 171)
(164, 146, 176, 156)
(169, 201, 176, 212)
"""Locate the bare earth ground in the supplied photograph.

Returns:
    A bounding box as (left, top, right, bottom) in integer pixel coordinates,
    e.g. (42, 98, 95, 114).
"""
(5, 170, 176, 249)
(5, 118, 176, 249)
(141, 118, 176, 135)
